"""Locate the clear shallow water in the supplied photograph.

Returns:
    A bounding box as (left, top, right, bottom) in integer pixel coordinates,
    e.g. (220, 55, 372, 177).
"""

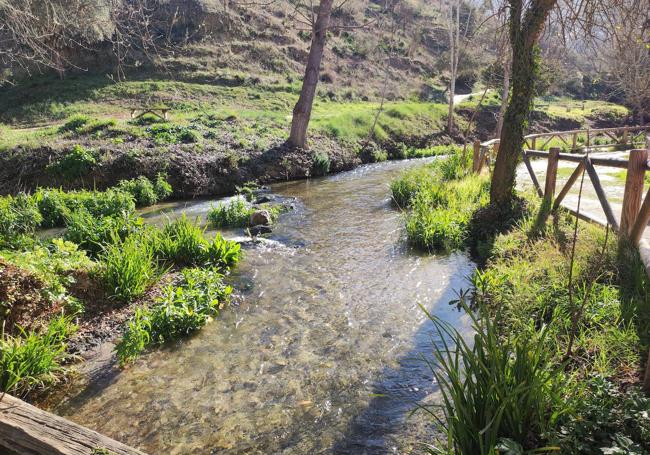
(58, 159, 475, 454)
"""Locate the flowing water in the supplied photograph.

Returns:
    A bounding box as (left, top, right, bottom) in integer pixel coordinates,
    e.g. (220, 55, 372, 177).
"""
(58, 159, 475, 454)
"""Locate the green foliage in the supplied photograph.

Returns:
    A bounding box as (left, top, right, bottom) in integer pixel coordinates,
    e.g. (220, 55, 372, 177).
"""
(459, 199, 650, 451)
(117, 176, 158, 206)
(558, 376, 650, 454)
(154, 215, 241, 269)
(0, 239, 93, 303)
(404, 174, 489, 252)
(34, 187, 136, 228)
(154, 173, 173, 200)
(422, 300, 564, 455)
(64, 209, 143, 256)
(0, 193, 42, 246)
(207, 197, 252, 228)
(115, 268, 232, 365)
(0, 315, 76, 397)
(147, 124, 199, 144)
(100, 231, 159, 303)
(58, 114, 90, 133)
(312, 152, 331, 176)
(49, 145, 97, 179)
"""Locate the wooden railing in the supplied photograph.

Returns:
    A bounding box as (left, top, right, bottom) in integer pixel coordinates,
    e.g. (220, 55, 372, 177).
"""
(473, 125, 650, 173)
(473, 126, 650, 391)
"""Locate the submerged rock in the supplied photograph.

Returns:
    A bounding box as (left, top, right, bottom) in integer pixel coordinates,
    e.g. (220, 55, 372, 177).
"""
(249, 225, 272, 236)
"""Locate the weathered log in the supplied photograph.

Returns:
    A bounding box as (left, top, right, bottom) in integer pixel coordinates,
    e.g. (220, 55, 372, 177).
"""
(0, 394, 145, 455)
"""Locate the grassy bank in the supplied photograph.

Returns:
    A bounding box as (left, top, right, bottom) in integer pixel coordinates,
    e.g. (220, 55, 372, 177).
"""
(0, 72, 631, 198)
(0, 179, 241, 399)
(394, 165, 650, 453)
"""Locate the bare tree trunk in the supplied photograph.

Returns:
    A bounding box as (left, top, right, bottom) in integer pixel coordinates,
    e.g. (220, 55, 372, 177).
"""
(495, 55, 511, 138)
(446, 0, 460, 133)
(288, 0, 334, 149)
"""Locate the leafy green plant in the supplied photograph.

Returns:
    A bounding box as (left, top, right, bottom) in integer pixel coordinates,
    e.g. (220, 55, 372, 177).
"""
(154, 173, 173, 200)
(115, 268, 232, 365)
(65, 209, 143, 256)
(0, 315, 76, 397)
(153, 215, 241, 269)
(100, 231, 159, 303)
(34, 187, 136, 228)
(49, 145, 97, 179)
(421, 299, 565, 455)
(117, 176, 158, 206)
(207, 197, 252, 228)
(0, 193, 43, 247)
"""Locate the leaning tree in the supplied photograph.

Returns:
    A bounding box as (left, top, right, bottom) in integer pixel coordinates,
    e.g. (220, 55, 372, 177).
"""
(489, 0, 557, 205)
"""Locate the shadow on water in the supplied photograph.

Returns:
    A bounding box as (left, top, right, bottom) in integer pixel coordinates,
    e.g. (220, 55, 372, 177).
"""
(330, 267, 471, 454)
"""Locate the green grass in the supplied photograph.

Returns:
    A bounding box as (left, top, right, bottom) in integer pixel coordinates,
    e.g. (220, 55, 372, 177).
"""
(100, 231, 160, 303)
(392, 150, 489, 252)
(426, 193, 650, 453)
(0, 315, 76, 397)
(208, 197, 252, 228)
(154, 215, 241, 269)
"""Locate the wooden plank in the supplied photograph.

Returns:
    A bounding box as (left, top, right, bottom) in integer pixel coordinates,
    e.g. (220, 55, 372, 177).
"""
(522, 152, 544, 197)
(620, 149, 648, 235)
(544, 147, 560, 205)
(553, 162, 585, 210)
(0, 394, 145, 455)
(630, 186, 650, 244)
(584, 158, 619, 230)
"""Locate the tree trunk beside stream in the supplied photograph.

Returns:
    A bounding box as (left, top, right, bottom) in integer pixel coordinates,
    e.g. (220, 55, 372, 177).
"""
(288, 0, 334, 149)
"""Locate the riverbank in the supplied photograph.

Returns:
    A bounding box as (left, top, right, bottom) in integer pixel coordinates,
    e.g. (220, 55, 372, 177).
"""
(390, 155, 650, 453)
(0, 73, 631, 197)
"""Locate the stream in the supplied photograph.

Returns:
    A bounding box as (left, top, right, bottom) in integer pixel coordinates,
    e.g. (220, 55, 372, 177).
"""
(57, 158, 475, 454)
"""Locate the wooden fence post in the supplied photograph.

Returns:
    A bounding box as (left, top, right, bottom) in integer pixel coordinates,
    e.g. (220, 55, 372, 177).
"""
(620, 149, 648, 236)
(543, 147, 560, 207)
(572, 133, 577, 150)
(622, 126, 629, 145)
(531, 137, 537, 150)
(472, 140, 481, 173)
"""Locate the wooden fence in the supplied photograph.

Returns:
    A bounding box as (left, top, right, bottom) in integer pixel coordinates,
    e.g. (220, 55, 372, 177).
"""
(474, 124, 650, 391)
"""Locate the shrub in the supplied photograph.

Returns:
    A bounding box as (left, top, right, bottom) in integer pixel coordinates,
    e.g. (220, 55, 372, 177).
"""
(207, 197, 252, 228)
(402, 174, 489, 251)
(50, 145, 97, 179)
(100, 231, 159, 303)
(154, 173, 173, 200)
(1, 238, 93, 304)
(130, 113, 165, 126)
(117, 176, 158, 207)
(147, 124, 199, 144)
(58, 114, 90, 133)
(115, 268, 232, 365)
(312, 152, 330, 176)
(0, 315, 76, 397)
